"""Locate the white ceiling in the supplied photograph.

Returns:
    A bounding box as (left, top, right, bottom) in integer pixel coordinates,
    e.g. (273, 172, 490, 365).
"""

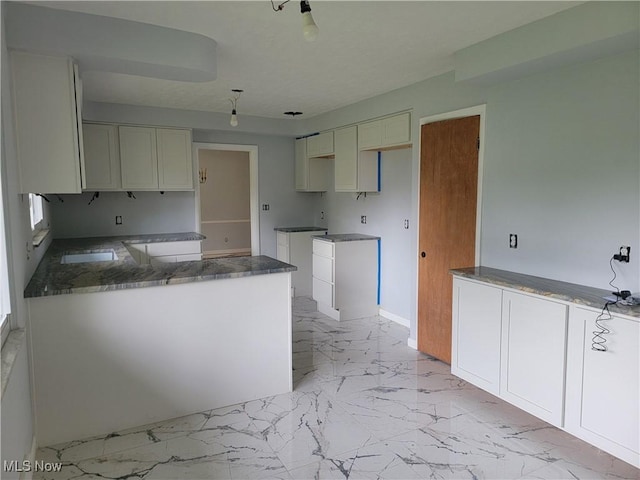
(33, 1, 579, 119)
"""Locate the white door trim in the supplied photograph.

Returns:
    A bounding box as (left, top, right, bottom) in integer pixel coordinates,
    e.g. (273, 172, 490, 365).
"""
(192, 142, 260, 256)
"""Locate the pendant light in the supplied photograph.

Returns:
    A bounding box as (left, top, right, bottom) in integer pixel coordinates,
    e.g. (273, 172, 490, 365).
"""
(271, 0, 319, 41)
(300, 1, 319, 42)
(229, 89, 243, 127)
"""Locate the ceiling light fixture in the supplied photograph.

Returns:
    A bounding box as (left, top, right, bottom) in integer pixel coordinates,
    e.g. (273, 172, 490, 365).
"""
(271, 0, 319, 42)
(229, 89, 243, 127)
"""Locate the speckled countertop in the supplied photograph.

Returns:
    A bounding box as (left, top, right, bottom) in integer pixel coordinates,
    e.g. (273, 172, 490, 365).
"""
(274, 227, 328, 233)
(451, 266, 639, 319)
(312, 233, 381, 242)
(25, 233, 296, 298)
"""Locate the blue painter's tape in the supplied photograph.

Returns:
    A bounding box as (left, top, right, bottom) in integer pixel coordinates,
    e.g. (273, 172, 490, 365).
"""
(377, 238, 381, 305)
(377, 151, 381, 192)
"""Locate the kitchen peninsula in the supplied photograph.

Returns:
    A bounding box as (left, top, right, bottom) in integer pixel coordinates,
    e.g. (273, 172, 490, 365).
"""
(25, 233, 296, 447)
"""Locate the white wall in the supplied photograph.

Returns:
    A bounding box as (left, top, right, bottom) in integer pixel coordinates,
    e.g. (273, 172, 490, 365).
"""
(1, 6, 54, 475)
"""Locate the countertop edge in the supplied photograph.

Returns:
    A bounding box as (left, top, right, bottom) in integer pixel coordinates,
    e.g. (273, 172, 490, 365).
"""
(451, 267, 639, 319)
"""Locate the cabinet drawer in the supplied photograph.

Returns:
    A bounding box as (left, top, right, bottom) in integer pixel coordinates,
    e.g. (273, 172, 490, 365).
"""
(277, 232, 289, 247)
(145, 241, 201, 257)
(313, 254, 334, 283)
(312, 240, 334, 258)
(313, 277, 334, 307)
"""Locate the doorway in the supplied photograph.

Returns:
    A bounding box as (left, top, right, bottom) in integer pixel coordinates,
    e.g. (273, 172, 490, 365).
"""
(193, 143, 260, 258)
(417, 106, 485, 363)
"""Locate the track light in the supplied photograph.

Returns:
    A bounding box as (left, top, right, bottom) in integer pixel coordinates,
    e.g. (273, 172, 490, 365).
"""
(272, 0, 319, 42)
(229, 89, 243, 127)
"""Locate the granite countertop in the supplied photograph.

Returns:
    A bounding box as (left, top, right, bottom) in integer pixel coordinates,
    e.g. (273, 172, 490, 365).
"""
(312, 233, 381, 242)
(451, 266, 639, 319)
(25, 233, 296, 298)
(274, 227, 328, 233)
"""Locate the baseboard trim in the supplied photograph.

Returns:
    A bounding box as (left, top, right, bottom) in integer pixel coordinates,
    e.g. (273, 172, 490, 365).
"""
(407, 338, 418, 350)
(378, 308, 409, 328)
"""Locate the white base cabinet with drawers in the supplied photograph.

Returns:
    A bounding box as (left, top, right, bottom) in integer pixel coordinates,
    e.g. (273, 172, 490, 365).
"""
(276, 230, 327, 297)
(452, 275, 639, 468)
(312, 238, 378, 321)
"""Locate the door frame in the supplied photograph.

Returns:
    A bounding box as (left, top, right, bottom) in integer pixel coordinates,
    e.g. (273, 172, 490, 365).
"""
(415, 104, 486, 344)
(192, 142, 260, 255)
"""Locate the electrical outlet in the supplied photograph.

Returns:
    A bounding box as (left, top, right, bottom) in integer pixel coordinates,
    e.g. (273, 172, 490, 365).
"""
(262, 204, 270, 211)
(115, 216, 122, 225)
(361, 215, 367, 224)
(509, 234, 518, 249)
(614, 245, 631, 263)
(320, 211, 325, 220)
(404, 219, 409, 229)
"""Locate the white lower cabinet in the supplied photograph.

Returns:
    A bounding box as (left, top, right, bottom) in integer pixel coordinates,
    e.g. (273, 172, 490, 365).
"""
(565, 306, 639, 467)
(312, 238, 378, 321)
(275, 230, 326, 297)
(451, 278, 503, 396)
(500, 291, 568, 427)
(451, 275, 639, 468)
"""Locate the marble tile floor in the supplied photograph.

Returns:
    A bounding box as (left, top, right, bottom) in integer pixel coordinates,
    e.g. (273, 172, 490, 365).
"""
(35, 297, 639, 480)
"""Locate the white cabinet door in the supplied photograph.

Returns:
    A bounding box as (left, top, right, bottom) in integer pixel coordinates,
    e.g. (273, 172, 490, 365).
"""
(83, 124, 121, 191)
(382, 112, 411, 146)
(306, 131, 334, 157)
(295, 137, 329, 192)
(501, 291, 568, 426)
(357, 120, 382, 150)
(565, 307, 639, 467)
(357, 113, 411, 150)
(11, 52, 84, 194)
(451, 278, 503, 396)
(335, 126, 358, 191)
(119, 126, 158, 190)
(157, 128, 193, 190)
(276, 243, 290, 263)
(294, 138, 308, 191)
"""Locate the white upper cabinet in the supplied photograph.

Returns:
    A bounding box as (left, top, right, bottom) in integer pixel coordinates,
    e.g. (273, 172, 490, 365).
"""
(83, 123, 121, 191)
(119, 126, 193, 191)
(334, 126, 358, 191)
(157, 128, 193, 190)
(334, 126, 379, 192)
(358, 112, 411, 150)
(295, 137, 329, 192)
(306, 131, 334, 157)
(11, 51, 86, 194)
(120, 126, 158, 190)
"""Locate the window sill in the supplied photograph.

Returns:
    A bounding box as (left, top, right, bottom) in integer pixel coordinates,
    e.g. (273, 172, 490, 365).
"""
(32, 228, 50, 248)
(1, 328, 26, 399)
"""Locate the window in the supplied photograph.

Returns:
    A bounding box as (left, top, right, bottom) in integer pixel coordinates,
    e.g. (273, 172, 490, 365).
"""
(0, 170, 11, 347)
(29, 193, 44, 231)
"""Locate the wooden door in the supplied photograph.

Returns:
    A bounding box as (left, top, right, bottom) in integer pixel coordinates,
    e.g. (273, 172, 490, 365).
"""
(418, 115, 479, 363)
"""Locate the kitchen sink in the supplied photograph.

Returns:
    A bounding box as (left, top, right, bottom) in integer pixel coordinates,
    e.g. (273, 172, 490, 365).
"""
(60, 250, 118, 264)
